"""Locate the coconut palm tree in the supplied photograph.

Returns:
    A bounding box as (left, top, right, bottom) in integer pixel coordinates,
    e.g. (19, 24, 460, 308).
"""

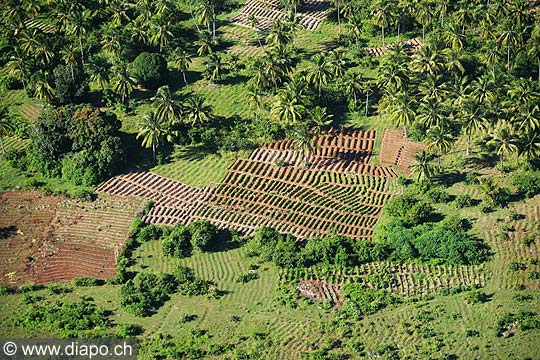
(136, 112, 173, 162)
(497, 20, 520, 73)
(306, 53, 331, 98)
(60, 44, 79, 80)
(5, 51, 29, 90)
(389, 92, 416, 137)
(266, 20, 292, 49)
(342, 72, 363, 110)
(427, 125, 453, 168)
(153, 85, 183, 125)
(169, 48, 192, 85)
(150, 17, 174, 53)
(487, 121, 518, 165)
(308, 106, 333, 131)
(271, 88, 304, 123)
(112, 62, 137, 105)
(246, 84, 262, 120)
(411, 43, 444, 76)
(0, 107, 15, 154)
(347, 14, 362, 48)
(66, 10, 89, 62)
(203, 53, 225, 83)
(372, 1, 392, 46)
(196, 30, 214, 56)
(328, 49, 347, 79)
(33, 72, 55, 102)
(417, 98, 444, 128)
(415, 1, 432, 42)
(291, 123, 319, 165)
(85, 56, 111, 90)
(528, 25, 540, 84)
(410, 150, 434, 183)
(184, 95, 213, 125)
(517, 129, 540, 163)
(460, 100, 486, 156)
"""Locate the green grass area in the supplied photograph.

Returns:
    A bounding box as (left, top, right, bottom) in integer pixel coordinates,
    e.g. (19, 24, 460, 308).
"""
(151, 146, 247, 187)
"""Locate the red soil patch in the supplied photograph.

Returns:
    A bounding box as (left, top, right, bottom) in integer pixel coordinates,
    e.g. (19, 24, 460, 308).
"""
(380, 129, 427, 175)
(0, 191, 143, 285)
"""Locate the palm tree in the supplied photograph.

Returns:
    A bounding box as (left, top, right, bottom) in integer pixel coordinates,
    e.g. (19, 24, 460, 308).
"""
(246, 84, 262, 120)
(33, 72, 55, 102)
(60, 44, 78, 80)
(389, 92, 416, 137)
(517, 129, 540, 163)
(411, 44, 444, 76)
(184, 95, 213, 124)
(170, 48, 192, 85)
(460, 100, 486, 156)
(487, 121, 518, 165)
(66, 10, 88, 62)
(332, 0, 342, 34)
(101, 26, 123, 58)
(271, 89, 304, 123)
(527, 25, 540, 84)
(248, 15, 263, 47)
(417, 98, 444, 128)
(347, 14, 362, 48)
(203, 53, 225, 83)
(136, 112, 173, 162)
(5, 51, 29, 90)
(308, 106, 333, 131)
(292, 123, 319, 165)
(410, 150, 434, 183)
(497, 20, 520, 73)
(415, 1, 432, 42)
(153, 85, 182, 124)
(109, 0, 131, 26)
(150, 17, 174, 53)
(0, 107, 15, 154)
(342, 72, 363, 110)
(328, 49, 347, 79)
(372, 1, 392, 46)
(265, 20, 292, 49)
(306, 53, 331, 98)
(427, 125, 453, 168)
(85, 56, 111, 90)
(112, 62, 137, 105)
(196, 30, 214, 56)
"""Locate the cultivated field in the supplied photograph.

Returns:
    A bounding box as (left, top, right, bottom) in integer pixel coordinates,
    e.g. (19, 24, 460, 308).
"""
(380, 128, 427, 175)
(0, 191, 144, 285)
(366, 37, 422, 57)
(99, 129, 404, 240)
(231, 0, 332, 32)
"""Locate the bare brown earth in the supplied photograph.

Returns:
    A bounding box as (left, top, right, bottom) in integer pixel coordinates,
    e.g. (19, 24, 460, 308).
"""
(0, 191, 143, 285)
(380, 128, 427, 175)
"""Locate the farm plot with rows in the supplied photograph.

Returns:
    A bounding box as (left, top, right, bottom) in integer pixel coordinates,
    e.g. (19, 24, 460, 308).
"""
(366, 37, 422, 57)
(251, 129, 397, 177)
(380, 128, 427, 175)
(192, 158, 397, 239)
(0, 191, 143, 285)
(286, 262, 487, 307)
(231, 0, 331, 32)
(96, 171, 215, 226)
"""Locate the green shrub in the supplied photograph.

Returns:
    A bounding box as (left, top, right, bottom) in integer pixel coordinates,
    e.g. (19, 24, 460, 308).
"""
(465, 290, 487, 304)
(173, 265, 209, 296)
(385, 194, 434, 226)
(119, 272, 176, 317)
(131, 52, 167, 89)
(137, 224, 165, 242)
(115, 323, 143, 338)
(188, 220, 218, 251)
(510, 262, 527, 271)
(492, 187, 511, 207)
(341, 285, 398, 318)
(235, 272, 259, 283)
(512, 171, 540, 198)
(455, 194, 473, 208)
(465, 172, 478, 185)
(427, 187, 452, 203)
(162, 225, 192, 258)
(71, 277, 102, 286)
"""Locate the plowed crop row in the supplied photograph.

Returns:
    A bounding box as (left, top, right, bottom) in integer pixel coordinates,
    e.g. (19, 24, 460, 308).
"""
(380, 128, 427, 175)
(366, 37, 422, 57)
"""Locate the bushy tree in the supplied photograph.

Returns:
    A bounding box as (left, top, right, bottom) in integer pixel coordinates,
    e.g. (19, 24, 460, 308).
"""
(188, 220, 218, 251)
(162, 225, 192, 258)
(53, 63, 87, 104)
(131, 52, 168, 89)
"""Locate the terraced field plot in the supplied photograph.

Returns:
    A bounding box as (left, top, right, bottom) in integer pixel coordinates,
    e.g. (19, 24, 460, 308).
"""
(366, 37, 422, 57)
(380, 128, 427, 175)
(231, 0, 331, 32)
(99, 129, 401, 240)
(289, 262, 487, 307)
(0, 191, 143, 285)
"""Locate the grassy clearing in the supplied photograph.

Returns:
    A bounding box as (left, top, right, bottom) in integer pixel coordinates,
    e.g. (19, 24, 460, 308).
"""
(150, 146, 247, 187)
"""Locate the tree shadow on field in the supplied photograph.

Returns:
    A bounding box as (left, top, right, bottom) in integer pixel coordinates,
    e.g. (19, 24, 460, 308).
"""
(0, 226, 17, 240)
(207, 229, 244, 253)
(433, 171, 465, 187)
